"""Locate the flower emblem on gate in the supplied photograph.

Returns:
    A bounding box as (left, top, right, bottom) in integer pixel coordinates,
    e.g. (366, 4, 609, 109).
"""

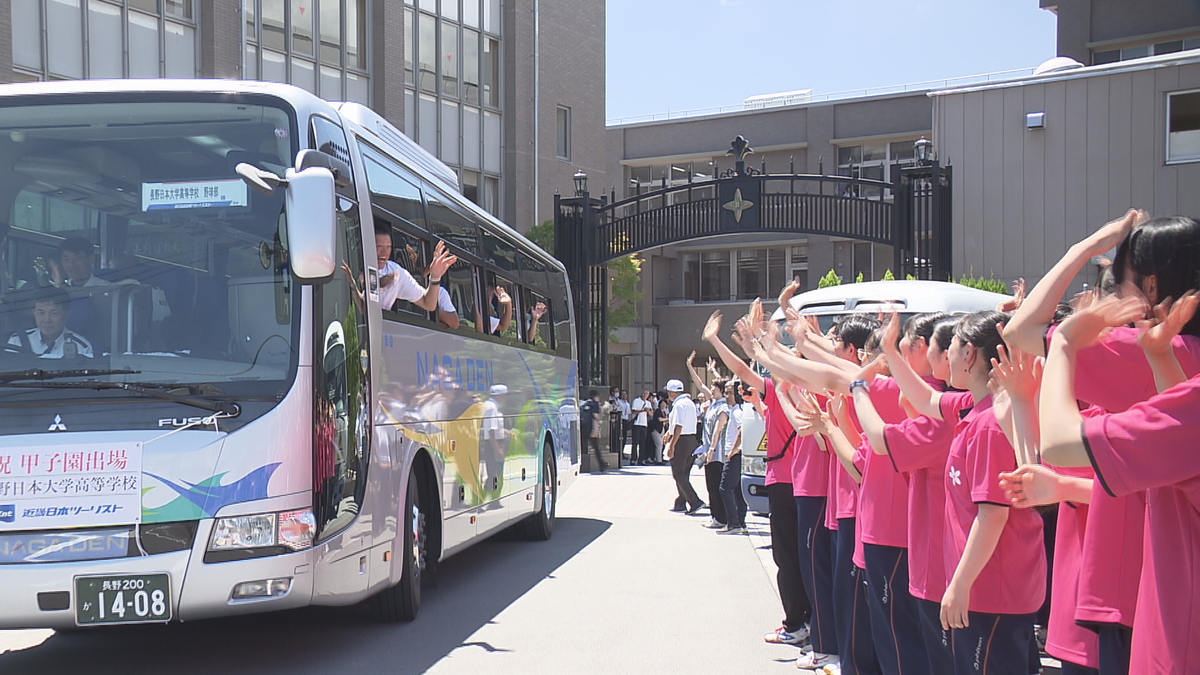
(723, 189, 755, 223)
(948, 466, 962, 486)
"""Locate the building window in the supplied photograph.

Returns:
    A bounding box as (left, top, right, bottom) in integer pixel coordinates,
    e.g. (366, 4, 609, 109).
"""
(245, 0, 369, 103)
(681, 243, 806, 303)
(626, 160, 716, 199)
(836, 140, 917, 200)
(556, 106, 571, 161)
(1168, 90, 1200, 164)
(1093, 38, 1200, 66)
(13, 0, 197, 80)
(405, 2, 502, 217)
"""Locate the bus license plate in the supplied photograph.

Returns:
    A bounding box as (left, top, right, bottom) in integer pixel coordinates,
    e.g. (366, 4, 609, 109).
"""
(75, 574, 172, 625)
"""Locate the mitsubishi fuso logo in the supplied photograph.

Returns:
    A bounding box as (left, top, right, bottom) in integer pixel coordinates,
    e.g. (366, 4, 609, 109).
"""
(47, 415, 67, 432)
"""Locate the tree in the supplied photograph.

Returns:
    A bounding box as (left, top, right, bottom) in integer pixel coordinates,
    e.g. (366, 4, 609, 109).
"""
(881, 269, 895, 281)
(817, 268, 842, 288)
(524, 220, 643, 342)
(855, 272, 864, 283)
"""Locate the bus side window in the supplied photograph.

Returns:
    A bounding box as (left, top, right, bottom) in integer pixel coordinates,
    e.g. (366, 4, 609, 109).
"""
(523, 288, 552, 349)
(376, 218, 426, 319)
(552, 272, 573, 359)
(445, 258, 477, 332)
(483, 270, 518, 340)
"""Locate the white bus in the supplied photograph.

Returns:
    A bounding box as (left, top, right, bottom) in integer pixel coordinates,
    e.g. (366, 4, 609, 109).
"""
(0, 79, 580, 628)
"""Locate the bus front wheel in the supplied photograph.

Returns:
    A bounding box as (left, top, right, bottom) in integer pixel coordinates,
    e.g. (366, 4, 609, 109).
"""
(370, 470, 425, 621)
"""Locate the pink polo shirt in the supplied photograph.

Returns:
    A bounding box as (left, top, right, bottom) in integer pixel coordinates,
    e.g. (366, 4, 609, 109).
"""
(787, 388, 831, 497)
(1044, 464, 1099, 669)
(1083, 375, 1200, 674)
(762, 377, 798, 487)
(1048, 325, 1200, 411)
(1075, 486, 1145, 628)
(1061, 328, 1200, 632)
(854, 378, 913, 549)
(881, 389, 973, 602)
(944, 394, 1046, 615)
(828, 440, 858, 528)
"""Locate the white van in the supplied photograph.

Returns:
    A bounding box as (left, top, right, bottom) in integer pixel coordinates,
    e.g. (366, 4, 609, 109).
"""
(741, 280, 1010, 515)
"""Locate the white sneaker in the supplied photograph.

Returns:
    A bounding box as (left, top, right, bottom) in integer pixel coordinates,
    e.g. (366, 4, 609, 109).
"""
(819, 664, 841, 675)
(701, 518, 724, 529)
(764, 625, 809, 645)
(795, 652, 838, 672)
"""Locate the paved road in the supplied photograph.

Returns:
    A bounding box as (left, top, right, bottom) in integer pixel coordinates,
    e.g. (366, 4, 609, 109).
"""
(0, 463, 802, 675)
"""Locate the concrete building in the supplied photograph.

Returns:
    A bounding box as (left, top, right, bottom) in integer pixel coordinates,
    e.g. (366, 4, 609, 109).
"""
(0, 0, 605, 233)
(605, 0, 1200, 393)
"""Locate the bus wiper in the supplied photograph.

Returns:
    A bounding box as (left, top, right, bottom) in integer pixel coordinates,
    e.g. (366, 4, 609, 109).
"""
(0, 368, 141, 383)
(0, 379, 240, 416)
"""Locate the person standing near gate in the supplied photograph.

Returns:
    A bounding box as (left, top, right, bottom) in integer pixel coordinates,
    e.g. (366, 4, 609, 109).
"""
(580, 390, 607, 472)
(631, 389, 653, 465)
(664, 379, 704, 514)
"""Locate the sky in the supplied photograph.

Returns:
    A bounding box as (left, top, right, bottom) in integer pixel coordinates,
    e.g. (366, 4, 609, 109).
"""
(606, 0, 1060, 123)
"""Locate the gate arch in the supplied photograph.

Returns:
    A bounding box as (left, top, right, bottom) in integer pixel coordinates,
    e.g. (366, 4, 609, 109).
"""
(555, 137, 952, 386)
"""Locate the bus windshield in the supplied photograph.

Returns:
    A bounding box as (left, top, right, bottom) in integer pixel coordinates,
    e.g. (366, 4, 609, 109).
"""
(0, 96, 300, 416)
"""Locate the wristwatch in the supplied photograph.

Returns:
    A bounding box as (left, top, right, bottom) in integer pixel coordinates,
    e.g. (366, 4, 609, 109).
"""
(849, 379, 870, 393)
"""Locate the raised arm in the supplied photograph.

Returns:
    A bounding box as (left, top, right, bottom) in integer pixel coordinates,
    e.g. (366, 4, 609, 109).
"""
(702, 311, 764, 392)
(779, 389, 862, 483)
(849, 373, 890, 456)
(990, 344, 1043, 466)
(879, 312, 944, 420)
(1006, 209, 1143, 356)
(1137, 291, 1199, 393)
(1040, 294, 1147, 467)
(685, 351, 715, 399)
(414, 241, 457, 312)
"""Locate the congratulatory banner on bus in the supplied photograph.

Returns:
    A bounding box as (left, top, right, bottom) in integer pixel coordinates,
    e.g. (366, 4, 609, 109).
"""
(0, 444, 143, 531)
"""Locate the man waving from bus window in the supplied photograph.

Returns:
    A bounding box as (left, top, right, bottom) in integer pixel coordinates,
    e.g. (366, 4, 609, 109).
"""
(375, 222, 456, 312)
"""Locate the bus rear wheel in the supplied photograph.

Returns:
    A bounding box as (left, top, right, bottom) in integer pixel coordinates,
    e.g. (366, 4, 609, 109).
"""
(370, 470, 425, 621)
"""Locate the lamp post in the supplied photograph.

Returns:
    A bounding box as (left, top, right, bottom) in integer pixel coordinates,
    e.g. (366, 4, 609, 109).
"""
(574, 170, 588, 197)
(914, 137, 933, 165)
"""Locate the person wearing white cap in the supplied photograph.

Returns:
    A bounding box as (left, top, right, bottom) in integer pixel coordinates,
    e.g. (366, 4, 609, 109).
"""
(481, 384, 510, 489)
(664, 378, 704, 515)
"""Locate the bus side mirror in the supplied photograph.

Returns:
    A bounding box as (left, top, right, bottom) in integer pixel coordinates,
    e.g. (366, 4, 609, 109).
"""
(284, 166, 337, 282)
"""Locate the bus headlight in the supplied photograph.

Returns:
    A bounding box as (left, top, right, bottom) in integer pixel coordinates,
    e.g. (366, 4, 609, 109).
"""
(744, 457, 767, 477)
(211, 514, 276, 550)
(209, 508, 315, 552)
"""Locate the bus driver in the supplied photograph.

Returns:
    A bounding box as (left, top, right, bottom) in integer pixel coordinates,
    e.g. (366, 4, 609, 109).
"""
(7, 286, 93, 358)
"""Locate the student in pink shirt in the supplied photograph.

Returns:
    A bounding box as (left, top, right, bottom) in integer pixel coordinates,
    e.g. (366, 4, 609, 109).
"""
(753, 312, 878, 667)
(932, 311, 1047, 675)
(1007, 212, 1200, 674)
(703, 306, 812, 647)
(853, 313, 960, 675)
(1040, 290, 1200, 675)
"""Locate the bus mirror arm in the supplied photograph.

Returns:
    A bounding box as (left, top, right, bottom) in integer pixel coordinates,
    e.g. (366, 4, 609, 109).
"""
(236, 162, 284, 196)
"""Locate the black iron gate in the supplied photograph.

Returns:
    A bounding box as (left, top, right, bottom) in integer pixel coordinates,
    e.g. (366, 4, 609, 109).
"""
(555, 136, 952, 387)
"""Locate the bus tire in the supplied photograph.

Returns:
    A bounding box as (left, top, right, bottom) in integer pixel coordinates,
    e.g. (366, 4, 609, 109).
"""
(517, 443, 556, 541)
(370, 470, 425, 621)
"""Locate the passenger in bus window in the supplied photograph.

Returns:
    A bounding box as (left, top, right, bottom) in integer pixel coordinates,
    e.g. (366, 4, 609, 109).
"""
(527, 301, 548, 345)
(483, 285, 513, 336)
(51, 237, 111, 288)
(374, 223, 456, 312)
(6, 286, 93, 358)
(404, 242, 460, 329)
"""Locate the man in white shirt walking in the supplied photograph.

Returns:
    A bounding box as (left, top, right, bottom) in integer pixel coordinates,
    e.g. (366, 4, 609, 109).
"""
(663, 379, 703, 514)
